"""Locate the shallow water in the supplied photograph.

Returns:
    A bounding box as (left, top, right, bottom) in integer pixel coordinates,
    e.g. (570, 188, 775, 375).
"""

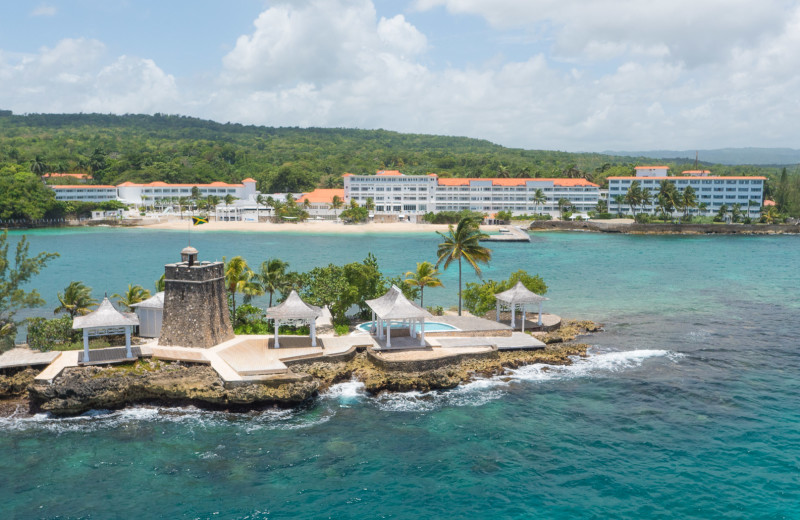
(2, 229, 799, 518)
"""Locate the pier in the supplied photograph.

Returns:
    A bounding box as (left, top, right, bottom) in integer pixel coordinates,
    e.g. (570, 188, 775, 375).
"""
(480, 226, 531, 242)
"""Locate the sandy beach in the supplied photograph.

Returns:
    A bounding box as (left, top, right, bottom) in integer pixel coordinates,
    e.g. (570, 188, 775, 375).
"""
(139, 219, 509, 234)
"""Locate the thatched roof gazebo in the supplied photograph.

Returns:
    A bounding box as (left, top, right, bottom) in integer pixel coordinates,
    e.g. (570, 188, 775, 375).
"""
(494, 281, 549, 332)
(73, 296, 140, 362)
(365, 285, 433, 348)
(266, 290, 323, 348)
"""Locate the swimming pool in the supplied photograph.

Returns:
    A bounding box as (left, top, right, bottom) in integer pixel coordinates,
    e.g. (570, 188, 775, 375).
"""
(355, 321, 460, 333)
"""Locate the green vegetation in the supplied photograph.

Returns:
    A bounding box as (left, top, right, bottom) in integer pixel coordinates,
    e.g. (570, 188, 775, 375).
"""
(25, 315, 78, 351)
(422, 209, 485, 224)
(338, 199, 369, 223)
(54, 281, 97, 319)
(435, 217, 492, 316)
(463, 270, 548, 317)
(0, 232, 59, 351)
(112, 284, 151, 311)
(403, 261, 444, 307)
(2, 112, 791, 222)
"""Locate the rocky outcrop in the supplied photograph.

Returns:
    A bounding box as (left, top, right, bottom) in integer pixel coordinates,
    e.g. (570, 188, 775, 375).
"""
(0, 368, 38, 397)
(529, 220, 799, 235)
(28, 360, 319, 416)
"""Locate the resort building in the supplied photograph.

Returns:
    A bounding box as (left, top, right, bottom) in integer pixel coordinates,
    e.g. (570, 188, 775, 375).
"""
(297, 189, 345, 220)
(608, 166, 765, 217)
(42, 173, 92, 183)
(117, 178, 258, 205)
(343, 171, 600, 219)
(50, 185, 118, 202)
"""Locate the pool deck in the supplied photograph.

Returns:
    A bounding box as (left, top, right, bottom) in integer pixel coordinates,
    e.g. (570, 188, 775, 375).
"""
(25, 312, 557, 387)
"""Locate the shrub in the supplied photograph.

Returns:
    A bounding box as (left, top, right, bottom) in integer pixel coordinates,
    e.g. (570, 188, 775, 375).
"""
(334, 324, 350, 336)
(426, 305, 444, 316)
(26, 316, 78, 351)
(634, 213, 651, 224)
(463, 270, 547, 316)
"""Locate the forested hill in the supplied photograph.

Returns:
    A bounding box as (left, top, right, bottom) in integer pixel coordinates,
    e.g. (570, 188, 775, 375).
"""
(0, 111, 781, 193)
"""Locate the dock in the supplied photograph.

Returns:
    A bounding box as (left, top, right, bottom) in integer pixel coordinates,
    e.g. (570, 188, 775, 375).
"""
(481, 226, 531, 242)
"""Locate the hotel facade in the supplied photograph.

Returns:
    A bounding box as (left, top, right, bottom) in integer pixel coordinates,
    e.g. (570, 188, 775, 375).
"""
(48, 179, 259, 205)
(608, 167, 765, 217)
(343, 171, 600, 219)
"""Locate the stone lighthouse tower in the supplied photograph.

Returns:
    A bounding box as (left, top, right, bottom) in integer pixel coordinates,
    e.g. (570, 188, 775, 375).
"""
(158, 246, 233, 348)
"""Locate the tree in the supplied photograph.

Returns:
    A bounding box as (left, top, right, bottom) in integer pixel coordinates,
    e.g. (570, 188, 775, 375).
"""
(681, 185, 697, 218)
(253, 258, 290, 308)
(624, 181, 642, 215)
(224, 194, 235, 207)
(435, 217, 491, 316)
(404, 261, 443, 307)
(557, 198, 572, 220)
(365, 197, 375, 212)
(613, 194, 626, 217)
(0, 232, 59, 351)
(30, 154, 48, 175)
(155, 273, 165, 292)
(731, 203, 742, 223)
(112, 284, 151, 311)
(331, 195, 343, 219)
(463, 270, 548, 316)
(223, 256, 257, 320)
(640, 188, 653, 214)
(716, 203, 729, 222)
(658, 180, 679, 220)
(54, 281, 97, 319)
(531, 189, 546, 214)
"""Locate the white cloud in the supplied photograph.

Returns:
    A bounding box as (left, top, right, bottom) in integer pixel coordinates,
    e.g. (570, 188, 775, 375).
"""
(0, 38, 178, 115)
(31, 4, 57, 17)
(3, 0, 800, 151)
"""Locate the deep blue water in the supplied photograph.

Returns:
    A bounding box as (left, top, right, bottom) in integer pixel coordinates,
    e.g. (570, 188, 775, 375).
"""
(2, 229, 799, 519)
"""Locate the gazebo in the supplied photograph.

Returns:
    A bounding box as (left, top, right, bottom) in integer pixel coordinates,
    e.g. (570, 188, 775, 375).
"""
(130, 291, 164, 338)
(266, 290, 323, 348)
(494, 281, 549, 332)
(72, 296, 140, 361)
(365, 285, 433, 348)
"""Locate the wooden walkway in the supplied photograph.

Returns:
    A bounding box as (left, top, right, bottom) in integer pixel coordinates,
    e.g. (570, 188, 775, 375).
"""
(0, 348, 60, 369)
(78, 347, 144, 365)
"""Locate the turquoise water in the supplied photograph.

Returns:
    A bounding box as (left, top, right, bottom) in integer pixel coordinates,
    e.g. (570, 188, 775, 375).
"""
(2, 228, 800, 518)
(355, 321, 459, 333)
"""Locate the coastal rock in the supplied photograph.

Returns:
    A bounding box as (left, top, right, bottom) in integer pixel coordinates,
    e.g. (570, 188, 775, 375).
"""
(28, 360, 319, 416)
(0, 368, 38, 397)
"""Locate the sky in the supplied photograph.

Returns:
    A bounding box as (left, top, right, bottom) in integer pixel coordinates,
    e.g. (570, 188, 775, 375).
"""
(1, 0, 799, 152)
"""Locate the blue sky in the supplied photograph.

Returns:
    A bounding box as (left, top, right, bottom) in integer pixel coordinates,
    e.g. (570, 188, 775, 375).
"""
(1, 0, 799, 152)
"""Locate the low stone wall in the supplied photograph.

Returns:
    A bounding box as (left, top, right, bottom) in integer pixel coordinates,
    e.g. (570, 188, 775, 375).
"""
(529, 220, 799, 235)
(284, 347, 358, 368)
(366, 347, 498, 372)
(426, 329, 512, 338)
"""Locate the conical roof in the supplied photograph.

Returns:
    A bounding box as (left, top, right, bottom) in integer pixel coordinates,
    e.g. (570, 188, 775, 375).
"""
(130, 291, 164, 310)
(72, 297, 140, 330)
(494, 281, 549, 305)
(365, 285, 433, 320)
(266, 290, 322, 320)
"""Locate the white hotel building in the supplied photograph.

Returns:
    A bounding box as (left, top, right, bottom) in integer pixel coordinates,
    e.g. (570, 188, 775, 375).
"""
(48, 179, 259, 205)
(608, 166, 765, 217)
(343, 171, 599, 219)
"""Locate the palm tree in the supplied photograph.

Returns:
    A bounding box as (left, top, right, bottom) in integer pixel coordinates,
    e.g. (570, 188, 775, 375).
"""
(253, 258, 290, 308)
(698, 202, 709, 216)
(682, 186, 697, 218)
(557, 198, 571, 220)
(155, 273, 165, 292)
(762, 205, 781, 224)
(331, 195, 343, 219)
(404, 261, 444, 307)
(624, 181, 642, 215)
(717, 203, 729, 222)
(640, 188, 653, 214)
(113, 284, 151, 311)
(531, 189, 546, 215)
(54, 281, 97, 318)
(365, 197, 375, 212)
(613, 194, 626, 217)
(223, 256, 256, 320)
(30, 155, 48, 175)
(731, 203, 742, 223)
(436, 217, 492, 316)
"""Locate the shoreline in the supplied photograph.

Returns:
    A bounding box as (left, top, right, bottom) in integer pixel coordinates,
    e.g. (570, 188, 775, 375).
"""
(139, 219, 478, 234)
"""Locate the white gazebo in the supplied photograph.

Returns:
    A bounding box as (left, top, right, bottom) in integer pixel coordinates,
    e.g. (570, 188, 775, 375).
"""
(365, 285, 433, 348)
(266, 290, 323, 348)
(72, 297, 140, 361)
(130, 291, 164, 338)
(494, 281, 549, 332)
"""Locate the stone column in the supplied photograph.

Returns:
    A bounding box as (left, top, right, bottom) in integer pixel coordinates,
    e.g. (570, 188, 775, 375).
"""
(538, 301, 543, 326)
(125, 326, 132, 358)
(511, 304, 516, 329)
(386, 320, 391, 348)
(310, 319, 317, 348)
(420, 320, 426, 347)
(83, 329, 89, 362)
(522, 306, 526, 333)
(274, 319, 280, 349)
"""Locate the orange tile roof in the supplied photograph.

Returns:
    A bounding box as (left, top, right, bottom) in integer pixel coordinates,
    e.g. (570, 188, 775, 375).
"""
(241, 178, 257, 183)
(634, 166, 669, 169)
(51, 185, 116, 189)
(436, 177, 599, 187)
(763, 199, 776, 206)
(608, 176, 766, 181)
(342, 173, 354, 177)
(376, 170, 403, 176)
(116, 181, 244, 187)
(681, 170, 711, 174)
(43, 173, 92, 179)
(298, 188, 345, 204)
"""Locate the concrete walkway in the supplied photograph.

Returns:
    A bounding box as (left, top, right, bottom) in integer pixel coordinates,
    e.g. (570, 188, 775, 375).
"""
(0, 348, 60, 369)
(34, 351, 79, 383)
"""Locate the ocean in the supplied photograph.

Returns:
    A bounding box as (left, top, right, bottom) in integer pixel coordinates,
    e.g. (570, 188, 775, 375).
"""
(1, 228, 799, 519)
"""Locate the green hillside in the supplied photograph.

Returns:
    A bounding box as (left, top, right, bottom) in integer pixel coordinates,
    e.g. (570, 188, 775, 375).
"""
(0, 111, 795, 220)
